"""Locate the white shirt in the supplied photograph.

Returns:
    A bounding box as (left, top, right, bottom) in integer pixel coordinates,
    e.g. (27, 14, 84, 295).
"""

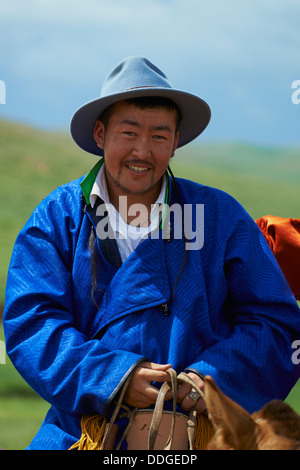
(89, 163, 166, 262)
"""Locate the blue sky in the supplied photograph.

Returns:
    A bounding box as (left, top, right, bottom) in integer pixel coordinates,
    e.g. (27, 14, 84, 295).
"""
(0, 0, 299, 146)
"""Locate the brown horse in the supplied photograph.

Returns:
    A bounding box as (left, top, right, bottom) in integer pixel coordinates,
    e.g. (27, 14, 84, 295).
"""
(204, 376, 300, 450)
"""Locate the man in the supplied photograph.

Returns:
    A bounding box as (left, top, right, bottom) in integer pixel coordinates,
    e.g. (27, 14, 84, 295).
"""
(3, 57, 300, 450)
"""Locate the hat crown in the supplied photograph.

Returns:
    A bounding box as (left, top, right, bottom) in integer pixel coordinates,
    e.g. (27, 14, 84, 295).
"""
(101, 56, 173, 97)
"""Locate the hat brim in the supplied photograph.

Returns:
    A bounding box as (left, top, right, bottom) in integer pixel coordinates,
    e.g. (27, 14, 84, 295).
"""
(70, 87, 211, 156)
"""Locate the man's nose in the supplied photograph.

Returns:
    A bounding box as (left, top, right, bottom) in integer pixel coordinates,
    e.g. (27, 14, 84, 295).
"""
(132, 137, 151, 159)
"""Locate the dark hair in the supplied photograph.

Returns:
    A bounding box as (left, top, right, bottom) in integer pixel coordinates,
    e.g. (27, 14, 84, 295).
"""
(99, 96, 182, 132)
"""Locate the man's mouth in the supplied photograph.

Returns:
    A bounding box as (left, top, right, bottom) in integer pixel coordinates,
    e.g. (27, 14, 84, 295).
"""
(127, 165, 150, 173)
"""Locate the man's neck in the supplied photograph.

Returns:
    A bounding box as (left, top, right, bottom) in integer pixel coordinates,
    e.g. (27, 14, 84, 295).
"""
(108, 185, 162, 226)
(105, 171, 164, 225)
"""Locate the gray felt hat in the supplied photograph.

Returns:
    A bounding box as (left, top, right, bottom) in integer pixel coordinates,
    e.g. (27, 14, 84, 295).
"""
(70, 56, 211, 156)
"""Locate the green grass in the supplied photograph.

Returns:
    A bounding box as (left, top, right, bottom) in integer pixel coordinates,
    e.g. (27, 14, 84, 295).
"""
(0, 119, 299, 449)
(0, 119, 94, 303)
(170, 141, 300, 220)
(0, 397, 49, 450)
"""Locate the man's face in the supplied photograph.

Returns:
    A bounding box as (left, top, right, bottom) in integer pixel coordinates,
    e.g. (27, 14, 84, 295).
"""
(94, 101, 179, 204)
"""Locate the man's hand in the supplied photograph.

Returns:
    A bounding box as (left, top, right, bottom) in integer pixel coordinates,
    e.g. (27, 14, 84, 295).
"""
(124, 362, 172, 408)
(124, 364, 206, 415)
(176, 372, 206, 414)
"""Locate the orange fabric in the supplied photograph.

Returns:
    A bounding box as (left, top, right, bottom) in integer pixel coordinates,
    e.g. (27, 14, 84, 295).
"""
(256, 216, 300, 300)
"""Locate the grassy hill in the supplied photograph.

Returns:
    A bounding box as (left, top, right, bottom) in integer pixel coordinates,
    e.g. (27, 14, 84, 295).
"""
(1, 119, 300, 304)
(172, 141, 300, 219)
(0, 120, 93, 304)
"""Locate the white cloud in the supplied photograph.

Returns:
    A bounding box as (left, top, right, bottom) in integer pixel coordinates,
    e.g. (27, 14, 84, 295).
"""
(1, 0, 168, 26)
(2, 0, 300, 82)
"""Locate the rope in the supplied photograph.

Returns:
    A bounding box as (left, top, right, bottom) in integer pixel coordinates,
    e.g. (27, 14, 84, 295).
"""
(148, 368, 178, 450)
(69, 369, 214, 450)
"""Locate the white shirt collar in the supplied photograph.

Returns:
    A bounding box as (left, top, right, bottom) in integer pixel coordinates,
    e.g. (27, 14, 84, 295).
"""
(90, 163, 110, 208)
(89, 163, 166, 238)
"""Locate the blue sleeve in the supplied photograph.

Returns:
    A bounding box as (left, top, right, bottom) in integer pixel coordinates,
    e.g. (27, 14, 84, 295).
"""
(188, 206, 300, 413)
(3, 189, 145, 418)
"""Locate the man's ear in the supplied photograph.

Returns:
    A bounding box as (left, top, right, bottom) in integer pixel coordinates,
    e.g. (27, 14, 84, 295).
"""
(204, 376, 257, 450)
(93, 120, 105, 150)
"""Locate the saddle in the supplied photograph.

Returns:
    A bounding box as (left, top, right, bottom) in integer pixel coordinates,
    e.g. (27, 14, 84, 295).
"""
(70, 368, 214, 451)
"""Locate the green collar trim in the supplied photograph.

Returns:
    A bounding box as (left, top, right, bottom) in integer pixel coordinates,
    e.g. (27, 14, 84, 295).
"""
(80, 158, 104, 205)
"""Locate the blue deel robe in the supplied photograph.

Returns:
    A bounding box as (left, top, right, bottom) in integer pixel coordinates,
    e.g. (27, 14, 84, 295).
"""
(3, 166, 300, 450)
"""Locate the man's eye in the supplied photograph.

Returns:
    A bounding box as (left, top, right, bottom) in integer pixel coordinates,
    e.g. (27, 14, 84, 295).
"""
(123, 131, 136, 136)
(153, 135, 166, 140)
